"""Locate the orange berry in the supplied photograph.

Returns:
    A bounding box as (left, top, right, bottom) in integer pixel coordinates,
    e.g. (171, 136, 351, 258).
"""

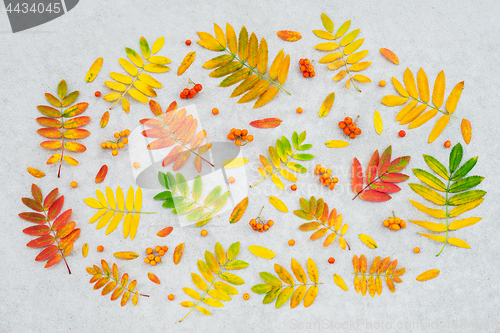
(97, 245, 104, 252)
(400, 220, 407, 228)
(148, 254, 155, 260)
(414, 247, 420, 254)
(310, 71, 316, 77)
(123, 138, 129, 144)
(249, 219, 257, 226)
(106, 142, 112, 149)
(302, 71, 310, 78)
(444, 140, 451, 148)
(319, 176, 324, 183)
(189, 88, 196, 95)
(112, 150, 118, 156)
(242, 129, 248, 136)
(267, 220, 274, 227)
(392, 224, 401, 231)
(228, 176, 236, 184)
(304, 59, 310, 66)
(95, 91, 101, 97)
(155, 256, 161, 263)
(150, 260, 156, 266)
(241, 135, 247, 141)
(338, 121, 347, 129)
(263, 224, 269, 231)
(161, 245, 168, 252)
(319, 167, 326, 173)
(344, 117, 352, 125)
(114, 133, 120, 138)
(332, 177, 339, 183)
(288, 239, 295, 246)
(343, 127, 351, 135)
(316, 164, 321, 169)
(325, 178, 331, 185)
(299, 59, 305, 65)
(328, 257, 335, 264)
(256, 223, 263, 230)
(349, 133, 356, 139)
(185, 40, 192, 45)
(252, 225, 257, 230)
(246, 135, 254, 142)
(314, 169, 320, 175)
(212, 108, 219, 115)
(194, 84, 203, 92)
(230, 128, 236, 134)
(201, 229, 208, 237)
(235, 140, 242, 146)
(227, 133, 236, 140)
(146, 248, 153, 255)
(379, 80, 386, 87)
(124, 129, 130, 136)
(291, 184, 297, 191)
(383, 220, 389, 227)
(399, 130, 406, 137)
(118, 142, 125, 149)
(70, 181, 77, 188)
(111, 143, 118, 150)
(119, 131, 125, 137)
(296, 107, 303, 114)
(300, 65, 306, 72)
(159, 250, 165, 256)
(329, 183, 335, 190)
(354, 128, 362, 135)
(306, 65, 314, 72)
(155, 246, 161, 253)
(168, 294, 175, 301)
(243, 293, 250, 300)
(101, 142, 107, 148)
(348, 123, 357, 130)
(234, 129, 242, 136)
(133, 162, 140, 169)
(144, 258, 150, 264)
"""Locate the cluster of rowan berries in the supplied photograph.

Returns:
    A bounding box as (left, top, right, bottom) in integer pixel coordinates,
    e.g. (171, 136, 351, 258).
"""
(100, 129, 130, 156)
(249, 207, 273, 232)
(299, 58, 316, 78)
(338, 116, 361, 139)
(180, 79, 202, 99)
(227, 128, 254, 146)
(144, 245, 168, 266)
(383, 212, 407, 231)
(314, 164, 338, 190)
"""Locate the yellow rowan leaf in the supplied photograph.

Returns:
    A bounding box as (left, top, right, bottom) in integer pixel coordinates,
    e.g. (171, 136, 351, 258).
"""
(129, 213, 140, 240)
(119, 58, 138, 76)
(225, 23, 237, 54)
(448, 237, 471, 249)
(319, 52, 342, 64)
(408, 220, 447, 232)
(271, 174, 284, 190)
(110, 72, 133, 84)
(416, 269, 440, 281)
(315, 42, 339, 51)
(237, 79, 270, 104)
(213, 23, 226, 48)
(392, 76, 409, 97)
(278, 54, 290, 85)
(408, 199, 446, 218)
(303, 285, 318, 308)
(346, 50, 368, 64)
(358, 234, 378, 249)
(432, 71, 446, 108)
(269, 50, 284, 80)
(103, 92, 121, 102)
(113, 251, 139, 260)
(333, 274, 348, 291)
(344, 39, 364, 55)
(63, 155, 78, 166)
(222, 158, 248, 169)
(306, 258, 319, 283)
(461, 118, 472, 144)
(400, 104, 427, 125)
(396, 100, 418, 122)
(333, 70, 347, 81)
(381, 95, 408, 107)
(408, 109, 438, 129)
(104, 81, 126, 92)
(418, 233, 446, 243)
(313, 30, 336, 40)
(253, 86, 279, 109)
(177, 51, 196, 76)
(328, 59, 345, 70)
(257, 38, 268, 73)
(86, 57, 103, 83)
(128, 89, 149, 103)
(403, 68, 418, 99)
(319, 92, 335, 118)
(352, 74, 371, 83)
(428, 115, 450, 143)
(27, 167, 45, 178)
(373, 110, 383, 134)
(248, 245, 275, 259)
(448, 217, 481, 230)
(340, 29, 360, 46)
(82, 243, 89, 257)
(151, 37, 165, 54)
(446, 81, 464, 114)
(325, 140, 349, 148)
(143, 63, 169, 73)
(349, 62, 371, 72)
(197, 31, 224, 51)
(269, 196, 288, 213)
(449, 198, 483, 217)
(417, 68, 430, 103)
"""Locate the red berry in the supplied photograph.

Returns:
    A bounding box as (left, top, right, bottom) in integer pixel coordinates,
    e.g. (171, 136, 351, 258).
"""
(180, 93, 186, 99)
(182, 88, 189, 96)
(94, 91, 101, 97)
(399, 130, 406, 137)
(185, 40, 192, 45)
(194, 84, 203, 91)
(189, 88, 196, 95)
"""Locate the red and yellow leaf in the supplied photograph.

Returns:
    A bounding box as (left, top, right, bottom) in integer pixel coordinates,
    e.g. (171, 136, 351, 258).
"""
(276, 30, 302, 41)
(380, 48, 399, 65)
(100, 111, 110, 128)
(157, 226, 173, 237)
(351, 158, 363, 193)
(95, 165, 108, 184)
(27, 167, 45, 178)
(173, 243, 185, 265)
(249, 118, 282, 128)
(229, 197, 249, 224)
(148, 272, 161, 284)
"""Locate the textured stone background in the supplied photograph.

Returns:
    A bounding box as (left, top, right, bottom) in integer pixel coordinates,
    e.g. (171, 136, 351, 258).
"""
(1, 0, 499, 332)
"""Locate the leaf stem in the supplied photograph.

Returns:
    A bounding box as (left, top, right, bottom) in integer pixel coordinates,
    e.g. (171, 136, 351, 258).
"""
(109, 60, 150, 111)
(286, 282, 323, 288)
(223, 49, 291, 95)
(103, 207, 156, 215)
(172, 137, 214, 168)
(407, 96, 458, 119)
(98, 270, 149, 297)
(335, 36, 361, 92)
(250, 148, 297, 188)
(436, 177, 452, 256)
(42, 209, 71, 274)
(311, 216, 350, 250)
(58, 104, 65, 178)
(352, 172, 388, 200)
(179, 258, 236, 322)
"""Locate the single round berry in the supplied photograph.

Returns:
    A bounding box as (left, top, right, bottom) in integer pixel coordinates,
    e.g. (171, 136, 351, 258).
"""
(114, 133, 120, 138)
(144, 258, 150, 264)
(106, 142, 112, 149)
(155, 245, 161, 253)
(296, 107, 303, 114)
(168, 294, 175, 301)
(310, 71, 316, 77)
(101, 142, 107, 149)
(122, 138, 129, 144)
(97, 245, 104, 252)
(332, 177, 339, 183)
(158, 250, 165, 256)
(291, 184, 297, 191)
(300, 65, 306, 72)
(288, 239, 295, 246)
(185, 40, 192, 46)
(241, 129, 248, 136)
(235, 140, 242, 146)
(194, 84, 203, 92)
(228, 176, 235, 184)
(133, 162, 140, 169)
(111, 150, 118, 156)
(148, 254, 155, 260)
(243, 293, 250, 300)
(249, 219, 257, 226)
(399, 130, 406, 137)
(124, 129, 130, 136)
(118, 142, 125, 149)
(150, 260, 156, 266)
(189, 88, 196, 95)
(328, 257, 335, 264)
(306, 65, 314, 72)
(111, 143, 118, 150)
(234, 129, 242, 136)
(348, 123, 357, 130)
(303, 59, 310, 66)
(299, 59, 305, 65)
(227, 133, 235, 140)
(338, 121, 347, 129)
(155, 256, 161, 263)
(180, 93, 186, 99)
(201, 229, 208, 237)
(354, 128, 362, 135)
(444, 140, 451, 148)
(379, 80, 386, 87)
(212, 108, 219, 115)
(95, 91, 101, 97)
(414, 247, 420, 254)
(267, 220, 274, 227)
(344, 117, 352, 125)
(263, 224, 270, 231)
(246, 135, 254, 142)
(161, 246, 168, 252)
(70, 181, 78, 188)
(303, 71, 310, 78)
(146, 248, 153, 255)
(349, 133, 356, 139)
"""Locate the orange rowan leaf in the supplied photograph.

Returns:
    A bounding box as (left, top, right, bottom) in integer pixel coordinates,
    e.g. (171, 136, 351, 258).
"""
(157, 226, 173, 237)
(173, 243, 185, 265)
(276, 30, 302, 42)
(95, 165, 108, 184)
(380, 48, 399, 64)
(461, 118, 471, 144)
(249, 118, 282, 128)
(27, 167, 45, 178)
(100, 111, 110, 128)
(148, 272, 161, 284)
